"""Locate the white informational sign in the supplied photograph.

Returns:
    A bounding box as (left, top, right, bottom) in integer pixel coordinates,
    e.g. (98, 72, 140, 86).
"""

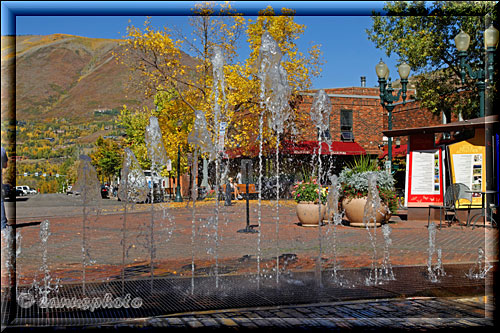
(166, 159, 172, 172)
(452, 154, 472, 187)
(410, 150, 440, 195)
(218, 121, 227, 151)
(452, 153, 483, 191)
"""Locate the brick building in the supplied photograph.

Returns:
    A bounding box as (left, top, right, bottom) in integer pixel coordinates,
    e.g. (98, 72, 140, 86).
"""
(295, 84, 446, 157)
(224, 81, 454, 191)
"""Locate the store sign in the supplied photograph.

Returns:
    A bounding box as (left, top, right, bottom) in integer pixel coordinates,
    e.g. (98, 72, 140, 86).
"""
(448, 130, 485, 208)
(406, 149, 443, 207)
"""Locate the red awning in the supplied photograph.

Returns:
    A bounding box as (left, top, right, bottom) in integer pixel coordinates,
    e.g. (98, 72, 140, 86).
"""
(226, 140, 366, 158)
(281, 140, 366, 155)
(378, 144, 408, 159)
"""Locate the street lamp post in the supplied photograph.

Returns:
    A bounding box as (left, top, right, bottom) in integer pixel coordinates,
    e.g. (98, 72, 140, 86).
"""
(454, 24, 499, 118)
(455, 24, 499, 224)
(376, 60, 411, 172)
(175, 120, 183, 203)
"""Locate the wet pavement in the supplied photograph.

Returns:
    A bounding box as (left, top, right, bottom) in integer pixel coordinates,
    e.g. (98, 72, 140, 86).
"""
(1, 194, 498, 330)
(100, 295, 496, 331)
(2, 295, 497, 331)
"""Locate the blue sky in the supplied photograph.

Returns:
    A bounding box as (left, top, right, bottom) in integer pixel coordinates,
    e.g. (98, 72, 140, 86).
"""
(4, 1, 402, 89)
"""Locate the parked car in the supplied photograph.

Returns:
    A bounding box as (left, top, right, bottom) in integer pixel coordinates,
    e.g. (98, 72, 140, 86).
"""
(101, 185, 109, 199)
(15, 186, 27, 196)
(21, 185, 36, 195)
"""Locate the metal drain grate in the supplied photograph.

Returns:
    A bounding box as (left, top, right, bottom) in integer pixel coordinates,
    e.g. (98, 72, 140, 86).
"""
(2, 262, 494, 327)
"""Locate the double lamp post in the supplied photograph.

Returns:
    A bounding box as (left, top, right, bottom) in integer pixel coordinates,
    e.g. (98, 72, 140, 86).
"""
(454, 24, 499, 118)
(375, 59, 410, 172)
(376, 24, 499, 172)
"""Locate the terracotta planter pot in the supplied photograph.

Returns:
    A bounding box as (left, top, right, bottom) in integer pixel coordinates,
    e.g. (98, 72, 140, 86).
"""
(342, 197, 390, 227)
(296, 202, 326, 227)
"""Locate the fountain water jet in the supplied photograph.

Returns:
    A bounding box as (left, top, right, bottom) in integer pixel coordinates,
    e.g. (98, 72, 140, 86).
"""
(427, 222, 445, 282)
(29, 220, 60, 306)
(2, 224, 22, 306)
(188, 109, 217, 293)
(466, 247, 492, 279)
(257, 30, 291, 285)
(363, 173, 390, 285)
(310, 89, 332, 287)
(324, 175, 347, 285)
(118, 148, 148, 294)
(72, 155, 101, 295)
(380, 224, 395, 281)
(145, 115, 170, 291)
(211, 46, 228, 289)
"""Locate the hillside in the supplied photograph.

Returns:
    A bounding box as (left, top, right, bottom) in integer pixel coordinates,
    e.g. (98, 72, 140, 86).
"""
(1, 34, 194, 123)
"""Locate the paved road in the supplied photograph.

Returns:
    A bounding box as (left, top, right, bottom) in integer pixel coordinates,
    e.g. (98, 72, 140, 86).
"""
(11, 193, 127, 220)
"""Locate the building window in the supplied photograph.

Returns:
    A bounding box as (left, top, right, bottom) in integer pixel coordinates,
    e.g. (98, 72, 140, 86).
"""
(340, 109, 354, 141)
(316, 114, 331, 141)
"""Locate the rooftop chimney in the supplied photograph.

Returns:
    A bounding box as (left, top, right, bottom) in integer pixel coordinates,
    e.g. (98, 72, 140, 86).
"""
(360, 76, 366, 87)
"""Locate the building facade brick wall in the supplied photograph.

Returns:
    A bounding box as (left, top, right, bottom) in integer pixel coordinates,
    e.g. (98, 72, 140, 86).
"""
(297, 86, 451, 156)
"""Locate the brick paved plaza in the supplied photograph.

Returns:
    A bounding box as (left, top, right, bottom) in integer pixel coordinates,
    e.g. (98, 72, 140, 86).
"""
(1, 195, 498, 330)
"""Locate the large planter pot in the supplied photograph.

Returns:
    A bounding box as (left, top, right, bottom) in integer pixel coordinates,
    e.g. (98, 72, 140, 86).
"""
(342, 197, 390, 227)
(296, 201, 326, 227)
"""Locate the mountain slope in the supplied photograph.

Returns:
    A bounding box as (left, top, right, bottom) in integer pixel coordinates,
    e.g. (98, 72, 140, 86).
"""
(2, 34, 194, 122)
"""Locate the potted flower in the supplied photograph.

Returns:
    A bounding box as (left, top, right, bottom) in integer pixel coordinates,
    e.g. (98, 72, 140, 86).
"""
(292, 178, 327, 226)
(338, 156, 397, 227)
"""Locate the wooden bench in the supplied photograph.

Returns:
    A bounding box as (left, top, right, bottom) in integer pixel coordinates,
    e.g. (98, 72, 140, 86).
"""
(236, 184, 258, 195)
(221, 184, 259, 199)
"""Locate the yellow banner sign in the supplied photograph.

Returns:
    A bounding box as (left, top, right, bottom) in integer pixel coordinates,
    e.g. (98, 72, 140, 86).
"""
(448, 129, 485, 208)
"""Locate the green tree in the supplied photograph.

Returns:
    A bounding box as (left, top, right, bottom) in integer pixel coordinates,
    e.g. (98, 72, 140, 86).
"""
(366, 1, 497, 121)
(90, 136, 123, 184)
(117, 105, 150, 169)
